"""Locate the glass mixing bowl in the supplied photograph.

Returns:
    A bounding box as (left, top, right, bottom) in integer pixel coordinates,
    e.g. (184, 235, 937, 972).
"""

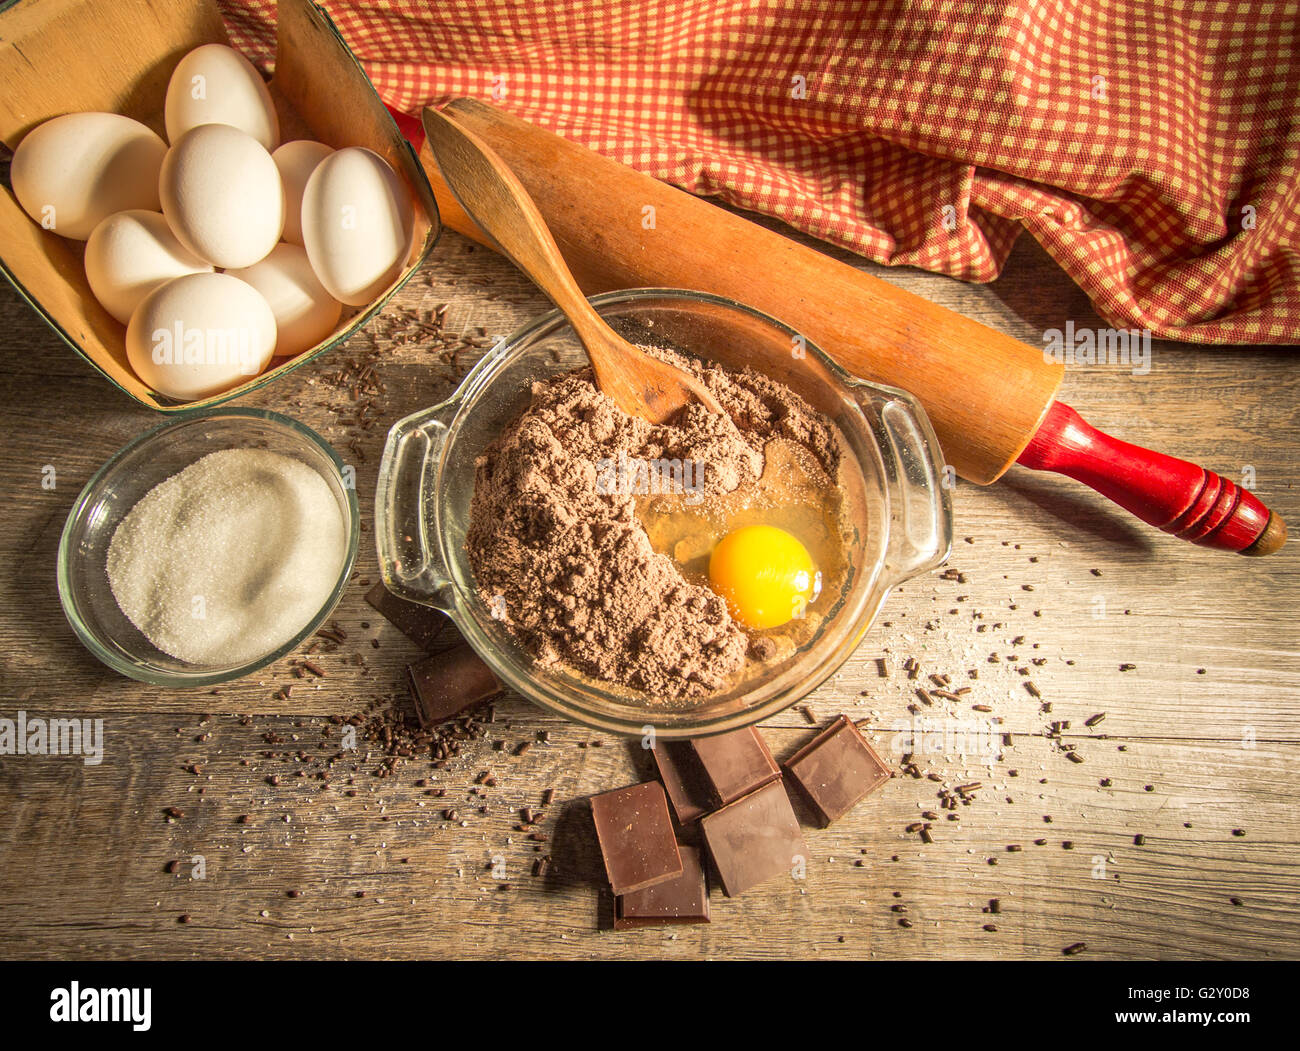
(377, 289, 951, 737)
(58, 408, 359, 686)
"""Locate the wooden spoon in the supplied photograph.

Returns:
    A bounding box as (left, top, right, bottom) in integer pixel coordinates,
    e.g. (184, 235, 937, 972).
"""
(422, 106, 723, 423)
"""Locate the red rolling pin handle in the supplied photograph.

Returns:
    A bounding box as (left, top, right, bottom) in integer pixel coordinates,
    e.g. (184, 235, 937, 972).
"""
(1017, 402, 1286, 555)
(388, 104, 426, 146)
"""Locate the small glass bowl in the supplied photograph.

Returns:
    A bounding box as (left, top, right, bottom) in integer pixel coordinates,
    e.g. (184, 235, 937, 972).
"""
(57, 408, 359, 687)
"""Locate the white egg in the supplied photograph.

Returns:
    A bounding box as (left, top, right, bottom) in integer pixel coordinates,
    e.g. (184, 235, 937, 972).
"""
(272, 140, 333, 246)
(84, 210, 213, 324)
(159, 124, 284, 269)
(125, 272, 277, 401)
(227, 244, 342, 357)
(301, 147, 414, 306)
(10, 112, 167, 240)
(164, 43, 279, 151)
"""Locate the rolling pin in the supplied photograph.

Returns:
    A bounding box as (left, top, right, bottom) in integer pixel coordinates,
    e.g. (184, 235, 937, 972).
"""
(390, 99, 1285, 555)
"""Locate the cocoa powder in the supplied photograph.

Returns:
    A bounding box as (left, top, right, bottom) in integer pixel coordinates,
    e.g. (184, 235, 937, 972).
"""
(465, 355, 839, 699)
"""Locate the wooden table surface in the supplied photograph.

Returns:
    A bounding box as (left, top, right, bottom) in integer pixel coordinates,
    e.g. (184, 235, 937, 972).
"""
(1, 213, 1296, 961)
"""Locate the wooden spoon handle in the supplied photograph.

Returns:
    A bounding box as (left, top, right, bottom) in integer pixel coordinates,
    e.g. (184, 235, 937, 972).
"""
(421, 108, 598, 337)
(1017, 402, 1286, 555)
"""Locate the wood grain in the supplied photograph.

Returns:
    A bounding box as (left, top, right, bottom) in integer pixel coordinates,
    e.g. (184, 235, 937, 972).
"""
(0, 217, 1296, 960)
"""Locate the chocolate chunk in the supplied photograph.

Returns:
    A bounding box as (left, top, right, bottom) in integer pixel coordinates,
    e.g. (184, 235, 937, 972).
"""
(690, 726, 780, 806)
(614, 845, 709, 930)
(700, 779, 807, 897)
(366, 581, 452, 651)
(406, 643, 501, 728)
(784, 715, 891, 826)
(651, 740, 713, 825)
(589, 781, 683, 896)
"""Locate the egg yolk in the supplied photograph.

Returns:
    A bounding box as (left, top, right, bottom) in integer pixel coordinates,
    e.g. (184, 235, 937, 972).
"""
(708, 525, 820, 630)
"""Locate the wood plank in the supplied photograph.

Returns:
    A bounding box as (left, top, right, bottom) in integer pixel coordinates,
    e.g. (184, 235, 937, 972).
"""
(0, 219, 1296, 960)
(0, 711, 1293, 959)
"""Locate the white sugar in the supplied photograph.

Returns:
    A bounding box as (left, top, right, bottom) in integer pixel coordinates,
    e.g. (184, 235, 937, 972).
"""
(107, 448, 347, 665)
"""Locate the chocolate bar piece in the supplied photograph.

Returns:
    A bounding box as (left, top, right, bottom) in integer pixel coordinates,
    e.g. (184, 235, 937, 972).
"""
(651, 740, 713, 824)
(784, 715, 891, 826)
(366, 581, 451, 651)
(590, 781, 683, 896)
(690, 725, 780, 806)
(406, 643, 501, 728)
(700, 779, 807, 897)
(614, 845, 709, 930)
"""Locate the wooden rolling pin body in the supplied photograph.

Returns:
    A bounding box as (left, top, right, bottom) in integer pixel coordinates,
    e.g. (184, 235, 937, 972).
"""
(403, 100, 1283, 554)
(419, 99, 1060, 485)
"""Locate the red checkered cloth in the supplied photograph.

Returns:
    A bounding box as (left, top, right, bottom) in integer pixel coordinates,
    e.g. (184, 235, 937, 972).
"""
(223, 1, 1300, 344)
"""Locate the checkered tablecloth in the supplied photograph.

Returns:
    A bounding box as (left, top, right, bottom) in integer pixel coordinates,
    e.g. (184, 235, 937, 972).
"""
(224, 1, 1300, 344)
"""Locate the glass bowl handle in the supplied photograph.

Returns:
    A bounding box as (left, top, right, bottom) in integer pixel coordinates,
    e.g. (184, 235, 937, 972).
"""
(853, 383, 954, 586)
(375, 402, 458, 612)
